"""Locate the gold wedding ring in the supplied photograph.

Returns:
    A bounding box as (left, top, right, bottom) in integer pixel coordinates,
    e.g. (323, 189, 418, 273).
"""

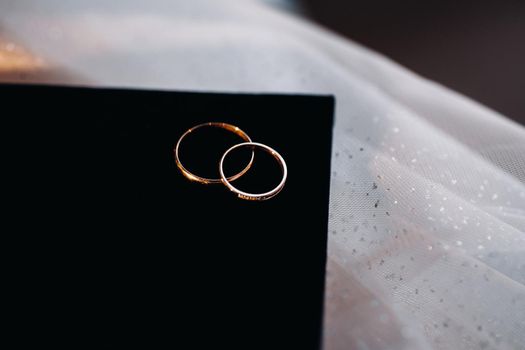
(220, 142, 287, 201)
(174, 122, 287, 201)
(174, 122, 253, 184)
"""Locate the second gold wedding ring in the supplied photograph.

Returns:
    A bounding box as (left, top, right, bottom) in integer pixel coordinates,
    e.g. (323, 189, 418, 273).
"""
(220, 142, 287, 201)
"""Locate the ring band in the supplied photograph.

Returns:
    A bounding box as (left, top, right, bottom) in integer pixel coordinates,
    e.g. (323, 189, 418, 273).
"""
(174, 122, 254, 184)
(219, 142, 287, 201)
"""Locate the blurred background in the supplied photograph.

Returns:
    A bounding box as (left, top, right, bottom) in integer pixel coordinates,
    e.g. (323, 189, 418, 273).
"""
(1, 0, 523, 127)
(266, 0, 525, 127)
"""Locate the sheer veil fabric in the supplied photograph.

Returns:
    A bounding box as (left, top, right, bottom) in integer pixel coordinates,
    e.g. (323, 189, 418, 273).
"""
(1, 0, 523, 349)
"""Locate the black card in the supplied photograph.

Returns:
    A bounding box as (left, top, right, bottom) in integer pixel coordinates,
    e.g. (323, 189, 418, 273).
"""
(4, 84, 334, 348)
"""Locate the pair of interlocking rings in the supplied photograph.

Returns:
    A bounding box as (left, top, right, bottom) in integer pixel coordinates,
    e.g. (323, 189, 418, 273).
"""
(174, 122, 287, 201)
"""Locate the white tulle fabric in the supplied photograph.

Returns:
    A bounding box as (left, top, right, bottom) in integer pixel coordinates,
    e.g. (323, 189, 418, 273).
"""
(1, 0, 524, 349)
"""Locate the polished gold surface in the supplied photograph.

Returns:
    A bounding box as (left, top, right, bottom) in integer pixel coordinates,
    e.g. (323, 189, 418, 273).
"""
(174, 122, 254, 184)
(219, 142, 287, 201)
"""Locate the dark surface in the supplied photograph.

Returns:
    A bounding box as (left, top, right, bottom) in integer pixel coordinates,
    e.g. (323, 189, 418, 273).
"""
(5, 84, 334, 348)
(300, 0, 525, 126)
